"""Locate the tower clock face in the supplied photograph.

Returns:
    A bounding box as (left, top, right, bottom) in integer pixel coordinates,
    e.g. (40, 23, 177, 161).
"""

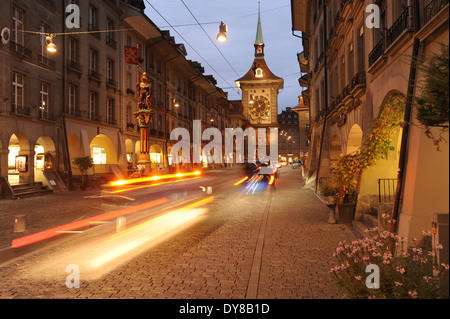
(250, 95, 270, 119)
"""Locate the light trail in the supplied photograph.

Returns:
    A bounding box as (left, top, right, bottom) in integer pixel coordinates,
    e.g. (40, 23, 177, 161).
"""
(90, 196, 214, 270)
(234, 176, 249, 186)
(110, 171, 202, 187)
(110, 176, 201, 194)
(11, 197, 170, 248)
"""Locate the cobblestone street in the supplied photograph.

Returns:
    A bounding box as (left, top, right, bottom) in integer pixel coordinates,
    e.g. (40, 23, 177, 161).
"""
(0, 167, 357, 300)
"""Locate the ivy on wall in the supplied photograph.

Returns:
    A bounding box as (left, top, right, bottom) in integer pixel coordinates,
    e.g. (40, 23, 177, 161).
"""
(332, 94, 406, 203)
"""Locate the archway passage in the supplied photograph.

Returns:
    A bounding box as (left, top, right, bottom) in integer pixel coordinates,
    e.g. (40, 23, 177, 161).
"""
(150, 144, 163, 169)
(34, 136, 56, 185)
(89, 134, 118, 179)
(346, 125, 363, 155)
(8, 133, 30, 185)
(356, 92, 406, 218)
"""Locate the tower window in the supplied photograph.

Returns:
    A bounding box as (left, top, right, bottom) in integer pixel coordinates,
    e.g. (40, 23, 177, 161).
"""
(255, 68, 263, 78)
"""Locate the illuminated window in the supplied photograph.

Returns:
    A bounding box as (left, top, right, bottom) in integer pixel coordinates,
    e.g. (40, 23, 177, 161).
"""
(92, 146, 106, 164)
(255, 68, 263, 78)
(150, 153, 161, 164)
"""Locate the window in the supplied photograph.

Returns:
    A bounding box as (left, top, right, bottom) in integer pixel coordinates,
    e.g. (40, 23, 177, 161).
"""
(40, 23, 49, 58)
(91, 146, 106, 164)
(89, 92, 96, 120)
(68, 84, 76, 115)
(12, 7, 24, 46)
(40, 82, 49, 117)
(106, 98, 114, 124)
(127, 105, 132, 124)
(69, 38, 77, 62)
(12, 72, 24, 111)
(107, 59, 114, 82)
(88, 6, 97, 30)
(89, 50, 97, 73)
(106, 19, 115, 46)
(255, 68, 263, 78)
(348, 40, 354, 81)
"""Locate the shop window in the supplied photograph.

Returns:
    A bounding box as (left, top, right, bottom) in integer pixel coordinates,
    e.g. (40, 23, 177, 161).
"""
(92, 146, 106, 164)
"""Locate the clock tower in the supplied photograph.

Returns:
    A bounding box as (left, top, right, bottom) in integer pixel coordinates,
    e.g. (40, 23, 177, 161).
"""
(235, 2, 284, 128)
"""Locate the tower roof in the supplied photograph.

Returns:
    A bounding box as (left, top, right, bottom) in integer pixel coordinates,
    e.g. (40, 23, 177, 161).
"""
(255, 2, 264, 46)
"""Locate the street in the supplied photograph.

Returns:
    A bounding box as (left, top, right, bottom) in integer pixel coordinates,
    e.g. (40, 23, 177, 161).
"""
(0, 166, 357, 299)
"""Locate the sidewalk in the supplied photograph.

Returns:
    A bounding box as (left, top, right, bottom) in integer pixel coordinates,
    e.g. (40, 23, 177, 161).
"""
(254, 167, 358, 298)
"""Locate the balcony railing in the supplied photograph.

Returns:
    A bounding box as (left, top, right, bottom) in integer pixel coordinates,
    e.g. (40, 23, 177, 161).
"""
(106, 35, 117, 48)
(89, 70, 101, 81)
(423, 0, 448, 26)
(106, 78, 117, 87)
(88, 24, 101, 38)
(385, 7, 412, 49)
(9, 41, 32, 58)
(39, 111, 56, 121)
(368, 37, 385, 67)
(10, 105, 30, 116)
(38, 54, 56, 68)
(68, 60, 83, 73)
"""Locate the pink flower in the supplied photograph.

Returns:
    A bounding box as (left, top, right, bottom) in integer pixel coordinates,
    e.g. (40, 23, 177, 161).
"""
(395, 282, 403, 286)
(408, 290, 418, 299)
(396, 267, 405, 274)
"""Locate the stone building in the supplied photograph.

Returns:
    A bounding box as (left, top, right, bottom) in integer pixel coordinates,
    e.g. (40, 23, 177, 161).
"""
(291, 0, 449, 245)
(277, 107, 300, 164)
(0, 0, 233, 197)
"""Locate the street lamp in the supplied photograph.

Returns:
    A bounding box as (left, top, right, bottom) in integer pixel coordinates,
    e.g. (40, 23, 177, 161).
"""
(216, 22, 228, 42)
(45, 35, 57, 53)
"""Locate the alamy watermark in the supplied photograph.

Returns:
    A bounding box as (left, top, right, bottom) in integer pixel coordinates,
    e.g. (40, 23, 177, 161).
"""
(365, 4, 381, 29)
(169, 121, 278, 174)
(65, 4, 80, 29)
(365, 264, 380, 289)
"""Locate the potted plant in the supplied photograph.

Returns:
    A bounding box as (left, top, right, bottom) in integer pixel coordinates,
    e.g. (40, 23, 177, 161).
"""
(72, 156, 93, 190)
(319, 178, 338, 224)
(332, 152, 361, 224)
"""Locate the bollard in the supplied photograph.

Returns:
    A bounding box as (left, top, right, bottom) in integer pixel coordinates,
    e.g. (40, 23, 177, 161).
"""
(116, 216, 126, 233)
(14, 215, 26, 233)
(206, 186, 212, 195)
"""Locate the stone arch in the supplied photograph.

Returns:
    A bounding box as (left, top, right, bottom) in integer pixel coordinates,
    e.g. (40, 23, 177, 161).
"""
(34, 136, 56, 184)
(356, 92, 406, 219)
(346, 124, 363, 155)
(150, 144, 163, 168)
(90, 134, 118, 165)
(8, 133, 30, 185)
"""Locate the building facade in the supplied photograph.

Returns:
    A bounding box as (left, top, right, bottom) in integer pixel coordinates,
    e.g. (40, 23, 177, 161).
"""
(0, 0, 233, 197)
(291, 0, 449, 244)
(278, 107, 300, 164)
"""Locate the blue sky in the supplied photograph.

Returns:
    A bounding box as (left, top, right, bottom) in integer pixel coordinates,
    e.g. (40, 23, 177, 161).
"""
(143, 0, 304, 112)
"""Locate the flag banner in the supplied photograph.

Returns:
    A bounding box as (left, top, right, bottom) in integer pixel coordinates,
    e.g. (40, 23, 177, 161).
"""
(124, 46, 139, 65)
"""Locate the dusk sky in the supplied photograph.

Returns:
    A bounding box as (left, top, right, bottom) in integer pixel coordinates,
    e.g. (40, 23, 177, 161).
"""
(143, 0, 304, 111)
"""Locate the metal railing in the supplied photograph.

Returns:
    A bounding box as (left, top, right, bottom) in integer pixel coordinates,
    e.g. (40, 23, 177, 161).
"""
(378, 178, 397, 203)
(10, 104, 30, 116)
(369, 37, 385, 67)
(38, 54, 56, 68)
(423, 0, 448, 26)
(9, 41, 32, 58)
(386, 7, 412, 49)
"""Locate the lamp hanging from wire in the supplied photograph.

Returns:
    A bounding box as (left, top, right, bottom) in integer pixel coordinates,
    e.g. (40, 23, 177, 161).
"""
(216, 21, 228, 42)
(45, 34, 57, 53)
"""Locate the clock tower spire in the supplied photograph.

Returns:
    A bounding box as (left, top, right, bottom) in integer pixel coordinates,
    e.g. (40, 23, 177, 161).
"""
(254, 2, 264, 57)
(235, 2, 284, 128)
